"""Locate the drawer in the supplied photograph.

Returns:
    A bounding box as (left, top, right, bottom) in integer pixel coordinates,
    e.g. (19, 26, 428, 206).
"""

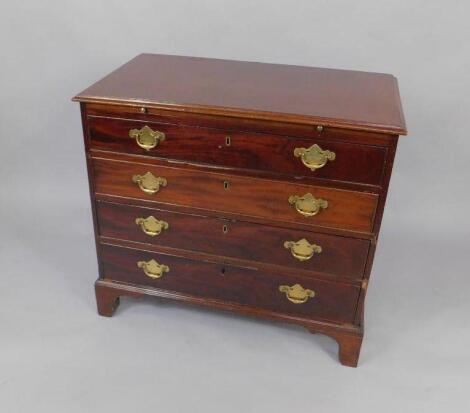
(88, 116, 387, 186)
(97, 201, 370, 280)
(92, 158, 378, 233)
(100, 243, 361, 324)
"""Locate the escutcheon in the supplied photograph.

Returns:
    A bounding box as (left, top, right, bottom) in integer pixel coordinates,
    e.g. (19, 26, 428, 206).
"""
(284, 238, 322, 261)
(294, 144, 335, 171)
(137, 259, 169, 279)
(288, 193, 328, 217)
(132, 172, 167, 195)
(279, 284, 315, 304)
(135, 216, 169, 236)
(129, 125, 166, 151)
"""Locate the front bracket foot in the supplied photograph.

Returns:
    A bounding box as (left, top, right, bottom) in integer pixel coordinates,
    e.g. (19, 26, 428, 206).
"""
(95, 282, 121, 317)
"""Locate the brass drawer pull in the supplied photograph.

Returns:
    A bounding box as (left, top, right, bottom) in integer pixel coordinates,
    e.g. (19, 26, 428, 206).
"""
(137, 259, 169, 279)
(288, 193, 328, 217)
(284, 238, 322, 261)
(132, 172, 167, 195)
(279, 283, 315, 304)
(135, 216, 169, 236)
(294, 144, 335, 171)
(129, 125, 166, 151)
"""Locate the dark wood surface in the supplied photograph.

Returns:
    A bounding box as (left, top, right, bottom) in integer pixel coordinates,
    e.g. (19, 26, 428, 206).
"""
(75, 55, 407, 367)
(95, 278, 364, 367)
(88, 115, 388, 187)
(96, 201, 370, 280)
(92, 157, 378, 233)
(74, 54, 407, 134)
(100, 243, 361, 325)
(86, 103, 398, 146)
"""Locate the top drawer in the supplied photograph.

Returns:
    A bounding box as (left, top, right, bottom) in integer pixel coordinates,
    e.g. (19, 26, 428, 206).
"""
(87, 116, 387, 187)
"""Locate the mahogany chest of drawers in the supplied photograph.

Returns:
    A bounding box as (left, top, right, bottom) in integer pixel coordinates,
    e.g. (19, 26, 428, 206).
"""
(73, 54, 406, 367)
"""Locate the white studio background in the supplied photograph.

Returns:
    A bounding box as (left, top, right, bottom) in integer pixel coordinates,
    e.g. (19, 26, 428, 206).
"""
(0, 1, 469, 412)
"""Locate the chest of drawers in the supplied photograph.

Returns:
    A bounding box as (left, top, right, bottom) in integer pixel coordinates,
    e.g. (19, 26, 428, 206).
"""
(73, 54, 406, 367)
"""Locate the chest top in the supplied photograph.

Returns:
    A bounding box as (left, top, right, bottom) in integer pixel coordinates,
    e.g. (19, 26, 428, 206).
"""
(73, 53, 406, 135)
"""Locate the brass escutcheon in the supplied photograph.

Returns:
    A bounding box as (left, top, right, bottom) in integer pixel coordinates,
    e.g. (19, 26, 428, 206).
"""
(279, 284, 315, 304)
(294, 144, 335, 171)
(132, 172, 167, 195)
(284, 238, 322, 261)
(135, 216, 169, 236)
(129, 125, 166, 151)
(288, 193, 328, 217)
(137, 259, 169, 279)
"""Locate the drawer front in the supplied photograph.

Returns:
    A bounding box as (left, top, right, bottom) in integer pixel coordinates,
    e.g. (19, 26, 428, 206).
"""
(97, 201, 370, 279)
(100, 244, 360, 324)
(92, 158, 378, 233)
(88, 116, 387, 186)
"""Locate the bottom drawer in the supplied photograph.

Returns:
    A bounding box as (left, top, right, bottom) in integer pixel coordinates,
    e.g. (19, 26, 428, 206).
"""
(100, 244, 360, 324)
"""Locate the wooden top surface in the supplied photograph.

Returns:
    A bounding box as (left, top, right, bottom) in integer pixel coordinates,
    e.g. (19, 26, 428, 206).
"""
(73, 54, 406, 134)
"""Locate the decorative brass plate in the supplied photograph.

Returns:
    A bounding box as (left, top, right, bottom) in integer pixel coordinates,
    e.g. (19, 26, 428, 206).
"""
(129, 125, 166, 151)
(137, 259, 169, 279)
(132, 172, 167, 195)
(135, 216, 169, 236)
(279, 284, 315, 304)
(288, 193, 328, 217)
(294, 144, 335, 171)
(284, 238, 322, 261)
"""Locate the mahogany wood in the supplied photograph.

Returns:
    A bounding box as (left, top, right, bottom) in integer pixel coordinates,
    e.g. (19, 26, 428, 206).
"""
(95, 278, 363, 367)
(73, 54, 406, 134)
(88, 115, 387, 187)
(73, 54, 407, 367)
(100, 243, 361, 324)
(96, 200, 370, 280)
(86, 103, 397, 146)
(91, 149, 384, 197)
(92, 157, 378, 233)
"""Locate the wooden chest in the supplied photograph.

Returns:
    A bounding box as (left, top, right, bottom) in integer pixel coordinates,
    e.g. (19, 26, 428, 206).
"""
(73, 54, 406, 367)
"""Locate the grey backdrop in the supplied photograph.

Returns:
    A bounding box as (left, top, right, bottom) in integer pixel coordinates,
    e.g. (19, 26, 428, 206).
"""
(1, 1, 469, 412)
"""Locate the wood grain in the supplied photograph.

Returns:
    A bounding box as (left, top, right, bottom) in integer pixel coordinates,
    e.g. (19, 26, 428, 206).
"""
(74, 54, 407, 367)
(92, 157, 378, 233)
(96, 200, 370, 280)
(73, 54, 407, 134)
(86, 103, 398, 146)
(100, 243, 361, 325)
(88, 115, 387, 186)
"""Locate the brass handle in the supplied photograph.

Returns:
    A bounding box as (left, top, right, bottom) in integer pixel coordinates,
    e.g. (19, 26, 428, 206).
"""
(279, 284, 315, 304)
(129, 125, 166, 151)
(135, 216, 169, 236)
(132, 172, 167, 195)
(284, 238, 322, 261)
(294, 144, 335, 171)
(137, 259, 169, 279)
(288, 193, 328, 217)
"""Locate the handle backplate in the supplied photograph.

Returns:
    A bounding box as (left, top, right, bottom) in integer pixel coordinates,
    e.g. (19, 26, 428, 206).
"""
(279, 283, 315, 304)
(132, 172, 167, 195)
(135, 216, 169, 236)
(284, 238, 322, 261)
(137, 259, 169, 279)
(129, 125, 165, 151)
(288, 193, 328, 217)
(294, 144, 335, 171)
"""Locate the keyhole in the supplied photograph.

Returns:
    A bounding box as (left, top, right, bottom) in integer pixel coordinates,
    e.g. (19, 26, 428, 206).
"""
(222, 224, 228, 234)
(225, 136, 231, 146)
(220, 267, 226, 276)
(223, 181, 230, 190)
